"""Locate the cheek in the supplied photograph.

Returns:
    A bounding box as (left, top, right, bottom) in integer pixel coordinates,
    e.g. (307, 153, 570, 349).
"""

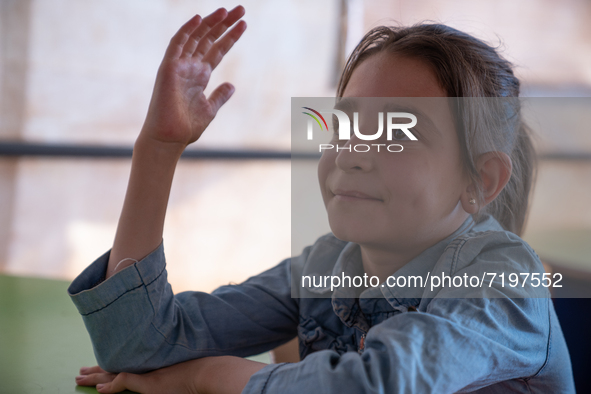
(379, 154, 448, 201)
(404, 152, 465, 206)
(378, 155, 423, 193)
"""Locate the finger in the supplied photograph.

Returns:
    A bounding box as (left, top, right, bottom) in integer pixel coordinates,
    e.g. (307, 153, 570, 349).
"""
(79, 365, 108, 375)
(97, 372, 150, 394)
(165, 14, 203, 59)
(207, 83, 235, 115)
(193, 5, 245, 59)
(202, 20, 247, 70)
(75, 372, 117, 386)
(181, 7, 228, 57)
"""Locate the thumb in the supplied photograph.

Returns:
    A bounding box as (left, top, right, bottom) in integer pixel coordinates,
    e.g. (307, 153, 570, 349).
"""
(207, 82, 235, 115)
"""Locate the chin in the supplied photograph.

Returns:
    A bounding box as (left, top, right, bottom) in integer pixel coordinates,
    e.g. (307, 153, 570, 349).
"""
(328, 219, 374, 244)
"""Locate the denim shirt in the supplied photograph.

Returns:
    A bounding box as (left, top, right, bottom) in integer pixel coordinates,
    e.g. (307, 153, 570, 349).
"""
(68, 215, 575, 393)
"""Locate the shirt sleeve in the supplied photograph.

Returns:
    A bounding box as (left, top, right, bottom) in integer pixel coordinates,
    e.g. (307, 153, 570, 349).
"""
(68, 242, 299, 373)
(243, 233, 572, 394)
(243, 299, 550, 393)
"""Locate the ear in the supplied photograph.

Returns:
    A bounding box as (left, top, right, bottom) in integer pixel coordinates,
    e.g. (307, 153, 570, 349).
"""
(461, 151, 512, 214)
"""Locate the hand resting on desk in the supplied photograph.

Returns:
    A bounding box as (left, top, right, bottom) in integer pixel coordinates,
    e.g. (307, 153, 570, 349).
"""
(75, 356, 267, 394)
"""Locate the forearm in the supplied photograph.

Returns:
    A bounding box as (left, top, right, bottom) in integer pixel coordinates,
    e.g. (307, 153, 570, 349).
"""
(197, 356, 267, 394)
(106, 135, 184, 279)
(76, 355, 267, 394)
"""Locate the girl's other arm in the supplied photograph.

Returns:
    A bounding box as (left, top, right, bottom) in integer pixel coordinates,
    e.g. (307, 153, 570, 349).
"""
(76, 356, 266, 394)
(106, 6, 246, 280)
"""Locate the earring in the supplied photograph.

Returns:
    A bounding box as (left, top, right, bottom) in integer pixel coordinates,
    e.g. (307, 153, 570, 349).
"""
(469, 198, 476, 205)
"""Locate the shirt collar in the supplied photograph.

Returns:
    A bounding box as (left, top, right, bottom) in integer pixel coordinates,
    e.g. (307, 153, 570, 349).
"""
(380, 215, 477, 306)
(330, 215, 481, 310)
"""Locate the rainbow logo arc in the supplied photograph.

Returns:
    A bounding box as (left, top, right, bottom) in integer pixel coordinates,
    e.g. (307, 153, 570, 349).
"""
(302, 107, 329, 138)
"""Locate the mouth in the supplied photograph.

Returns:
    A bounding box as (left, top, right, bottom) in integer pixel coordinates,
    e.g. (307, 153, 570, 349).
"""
(331, 189, 383, 202)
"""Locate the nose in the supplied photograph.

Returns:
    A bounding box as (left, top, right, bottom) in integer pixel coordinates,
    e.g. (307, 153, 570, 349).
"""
(334, 134, 375, 173)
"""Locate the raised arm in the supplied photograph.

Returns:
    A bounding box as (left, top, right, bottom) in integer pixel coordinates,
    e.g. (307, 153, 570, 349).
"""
(106, 6, 247, 279)
(73, 8, 298, 392)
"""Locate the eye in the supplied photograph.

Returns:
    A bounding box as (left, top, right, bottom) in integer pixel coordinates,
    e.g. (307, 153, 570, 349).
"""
(392, 129, 414, 141)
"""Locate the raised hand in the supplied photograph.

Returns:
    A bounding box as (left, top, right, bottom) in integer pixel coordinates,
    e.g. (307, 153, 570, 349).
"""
(140, 6, 247, 149)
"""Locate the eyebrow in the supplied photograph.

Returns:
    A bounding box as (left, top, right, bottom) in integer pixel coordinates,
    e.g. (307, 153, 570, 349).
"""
(334, 98, 442, 137)
(334, 98, 355, 112)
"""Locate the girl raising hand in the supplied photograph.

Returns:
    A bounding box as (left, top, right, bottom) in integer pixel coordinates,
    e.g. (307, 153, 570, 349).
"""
(70, 5, 575, 394)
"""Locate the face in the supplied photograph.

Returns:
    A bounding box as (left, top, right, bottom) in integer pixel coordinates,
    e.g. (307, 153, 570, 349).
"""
(317, 52, 470, 256)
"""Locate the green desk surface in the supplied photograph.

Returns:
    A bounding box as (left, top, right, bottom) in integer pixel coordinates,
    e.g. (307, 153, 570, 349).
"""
(0, 274, 270, 394)
(0, 274, 102, 393)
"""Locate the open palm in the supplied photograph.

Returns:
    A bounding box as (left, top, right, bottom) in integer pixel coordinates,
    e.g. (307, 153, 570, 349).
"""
(141, 6, 246, 148)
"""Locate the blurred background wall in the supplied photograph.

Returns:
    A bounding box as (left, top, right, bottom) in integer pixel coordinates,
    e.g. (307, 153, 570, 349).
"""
(0, 0, 590, 293)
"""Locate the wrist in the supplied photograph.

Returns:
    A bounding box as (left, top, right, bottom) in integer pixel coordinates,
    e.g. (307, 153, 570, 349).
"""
(134, 133, 186, 160)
